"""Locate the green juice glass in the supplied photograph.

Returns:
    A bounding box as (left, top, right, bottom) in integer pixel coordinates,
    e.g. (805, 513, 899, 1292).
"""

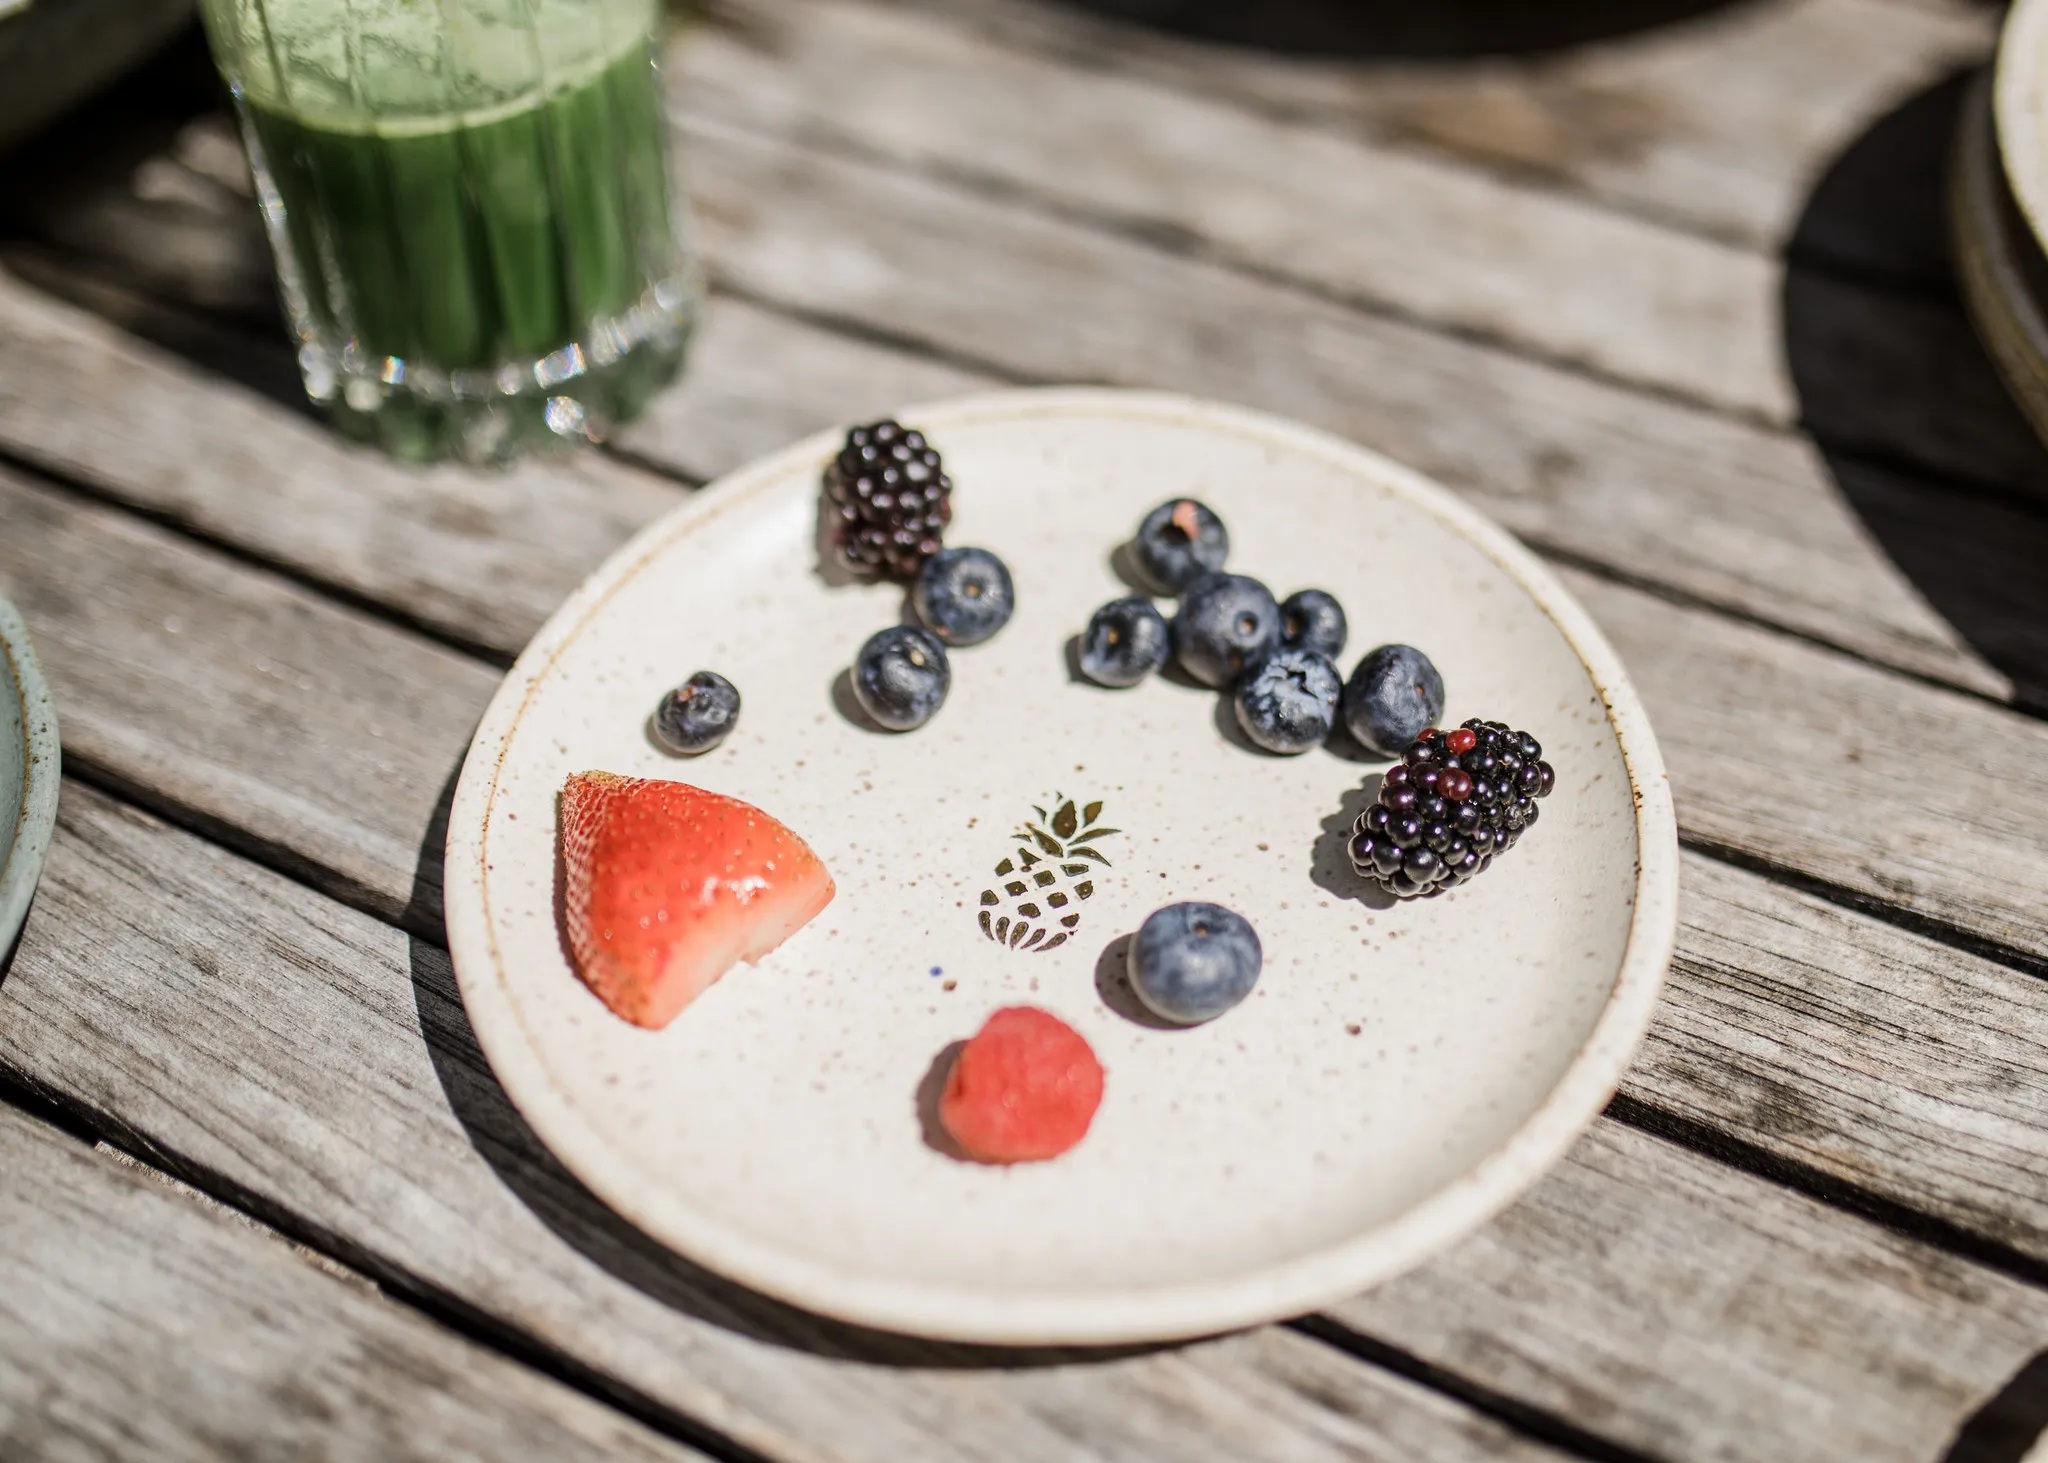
(197, 0, 699, 463)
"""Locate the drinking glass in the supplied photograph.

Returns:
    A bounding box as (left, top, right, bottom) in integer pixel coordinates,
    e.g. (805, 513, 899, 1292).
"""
(197, 0, 700, 463)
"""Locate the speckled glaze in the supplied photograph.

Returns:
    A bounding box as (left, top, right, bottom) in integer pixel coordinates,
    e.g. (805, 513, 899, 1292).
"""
(0, 592, 59, 960)
(444, 389, 1678, 1344)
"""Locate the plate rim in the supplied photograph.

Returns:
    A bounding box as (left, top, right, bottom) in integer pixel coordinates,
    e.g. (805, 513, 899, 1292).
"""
(0, 591, 60, 961)
(444, 387, 1679, 1344)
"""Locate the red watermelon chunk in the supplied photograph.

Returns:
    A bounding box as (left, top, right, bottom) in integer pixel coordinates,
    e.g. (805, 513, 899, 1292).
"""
(939, 1006, 1105, 1164)
(559, 771, 835, 1029)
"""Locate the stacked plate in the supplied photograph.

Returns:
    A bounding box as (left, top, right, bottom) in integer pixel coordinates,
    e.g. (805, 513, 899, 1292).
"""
(1953, 0, 2048, 452)
(0, 593, 58, 962)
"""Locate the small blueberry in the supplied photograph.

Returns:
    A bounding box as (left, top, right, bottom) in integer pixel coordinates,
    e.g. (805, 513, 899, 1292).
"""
(1342, 644, 1446, 757)
(1128, 902, 1264, 1025)
(913, 547, 1015, 647)
(652, 671, 740, 755)
(852, 625, 950, 731)
(1130, 498, 1229, 594)
(1235, 646, 1341, 754)
(1079, 595, 1171, 688)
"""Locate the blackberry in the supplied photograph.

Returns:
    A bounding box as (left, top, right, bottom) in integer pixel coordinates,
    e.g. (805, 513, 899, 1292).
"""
(826, 420, 953, 580)
(1346, 719, 1556, 900)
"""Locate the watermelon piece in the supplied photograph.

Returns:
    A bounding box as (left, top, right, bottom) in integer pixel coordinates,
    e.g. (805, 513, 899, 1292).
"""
(558, 770, 835, 1029)
(938, 1006, 1105, 1164)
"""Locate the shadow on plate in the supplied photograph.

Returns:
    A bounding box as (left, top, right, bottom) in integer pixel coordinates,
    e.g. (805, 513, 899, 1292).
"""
(405, 757, 1177, 1368)
(1780, 66, 2048, 712)
(1092, 930, 1182, 1028)
(1040, 0, 1747, 58)
(1309, 774, 1395, 910)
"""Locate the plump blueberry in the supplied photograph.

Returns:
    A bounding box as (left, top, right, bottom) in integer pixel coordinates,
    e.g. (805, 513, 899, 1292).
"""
(652, 670, 740, 755)
(853, 625, 950, 731)
(1343, 644, 1446, 756)
(1128, 902, 1264, 1025)
(1172, 573, 1280, 687)
(1234, 646, 1341, 754)
(913, 547, 1015, 647)
(1130, 498, 1229, 594)
(1079, 595, 1171, 688)
(1279, 589, 1348, 661)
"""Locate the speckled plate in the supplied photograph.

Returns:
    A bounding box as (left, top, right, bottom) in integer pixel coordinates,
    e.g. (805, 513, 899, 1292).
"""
(444, 389, 1677, 1345)
(1, 592, 59, 964)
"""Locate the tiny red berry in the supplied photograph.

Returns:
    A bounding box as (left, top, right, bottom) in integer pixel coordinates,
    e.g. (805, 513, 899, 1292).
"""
(1445, 728, 1478, 755)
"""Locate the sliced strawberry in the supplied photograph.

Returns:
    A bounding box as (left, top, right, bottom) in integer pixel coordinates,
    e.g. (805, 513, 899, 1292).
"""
(559, 771, 835, 1029)
(939, 1006, 1105, 1164)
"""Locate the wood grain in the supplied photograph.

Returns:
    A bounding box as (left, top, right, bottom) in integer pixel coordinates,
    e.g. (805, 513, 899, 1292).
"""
(0, 784, 1572, 1463)
(0, 1103, 711, 1463)
(679, 0, 2048, 499)
(676, 118, 2018, 697)
(1642, 851, 2048, 1260)
(858, 0, 1993, 251)
(7, 784, 2046, 1463)
(0, 133, 2016, 705)
(0, 465, 496, 927)
(690, 0, 1792, 421)
(1331, 1117, 2048, 1463)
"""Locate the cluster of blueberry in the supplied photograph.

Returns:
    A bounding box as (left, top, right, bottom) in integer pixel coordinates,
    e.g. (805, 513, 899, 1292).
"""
(1077, 498, 1449, 759)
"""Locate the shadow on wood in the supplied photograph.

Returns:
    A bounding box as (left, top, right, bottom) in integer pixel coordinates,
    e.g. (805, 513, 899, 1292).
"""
(1940, 1349, 2048, 1463)
(0, 24, 305, 411)
(1781, 68, 2048, 712)
(1039, 0, 1746, 58)
(403, 757, 1181, 1369)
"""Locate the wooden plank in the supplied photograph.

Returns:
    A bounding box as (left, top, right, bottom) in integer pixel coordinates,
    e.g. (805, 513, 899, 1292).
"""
(679, 0, 2048, 496)
(675, 116, 2015, 696)
(0, 126, 2015, 703)
(4, 355, 2047, 959)
(0, 784, 1573, 1463)
(0, 1103, 710, 1463)
(0, 466, 496, 928)
(1646, 851, 2048, 1262)
(1329, 1118, 2048, 1463)
(683, 0, 1791, 423)
(1561, 565, 2048, 966)
(9, 784, 2047, 1463)
(0, 262, 991, 656)
(857, 0, 1993, 252)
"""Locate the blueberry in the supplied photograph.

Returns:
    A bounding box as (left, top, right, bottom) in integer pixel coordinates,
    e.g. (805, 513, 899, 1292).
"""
(1172, 573, 1279, 687)
(1343, 644, 1446, 757)
(1234, 646, 1341, 754)
(652, 670, 740, 755)
(1130, 498, 1229, 594)
(853, 625, 950, 731)
(913, 547, 1014, 647)
(1127, 902, 1263, 1025)
(1078, 595, 1171, 688)
(1279, 589, 1348, 661)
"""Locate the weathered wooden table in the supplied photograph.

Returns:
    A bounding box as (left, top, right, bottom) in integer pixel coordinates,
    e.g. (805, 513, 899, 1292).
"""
(3, 1, 2047, 1457)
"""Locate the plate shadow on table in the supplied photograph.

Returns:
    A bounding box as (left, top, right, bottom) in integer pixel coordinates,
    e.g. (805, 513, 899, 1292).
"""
(1939, 1349, 2048, 1463)
(1038, 0, 1747, 59)
(1781, 67, 2048, 714)
(404, 755, 1184, 1369)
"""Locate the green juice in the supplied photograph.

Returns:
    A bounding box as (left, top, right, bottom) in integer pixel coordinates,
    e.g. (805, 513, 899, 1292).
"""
(205, 0, 696, 463)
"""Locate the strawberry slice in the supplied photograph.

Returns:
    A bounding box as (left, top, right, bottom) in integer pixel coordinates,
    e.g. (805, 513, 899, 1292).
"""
(559, 771, 835, 1029)
(939, 1006, 1105, 1163)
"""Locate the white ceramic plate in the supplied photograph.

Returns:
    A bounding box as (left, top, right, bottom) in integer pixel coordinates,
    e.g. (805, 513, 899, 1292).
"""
(444, 389, 1677, 1344)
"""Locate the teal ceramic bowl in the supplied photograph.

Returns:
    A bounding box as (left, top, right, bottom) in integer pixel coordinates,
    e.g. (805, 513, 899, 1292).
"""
(0, 593, 58, 961)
